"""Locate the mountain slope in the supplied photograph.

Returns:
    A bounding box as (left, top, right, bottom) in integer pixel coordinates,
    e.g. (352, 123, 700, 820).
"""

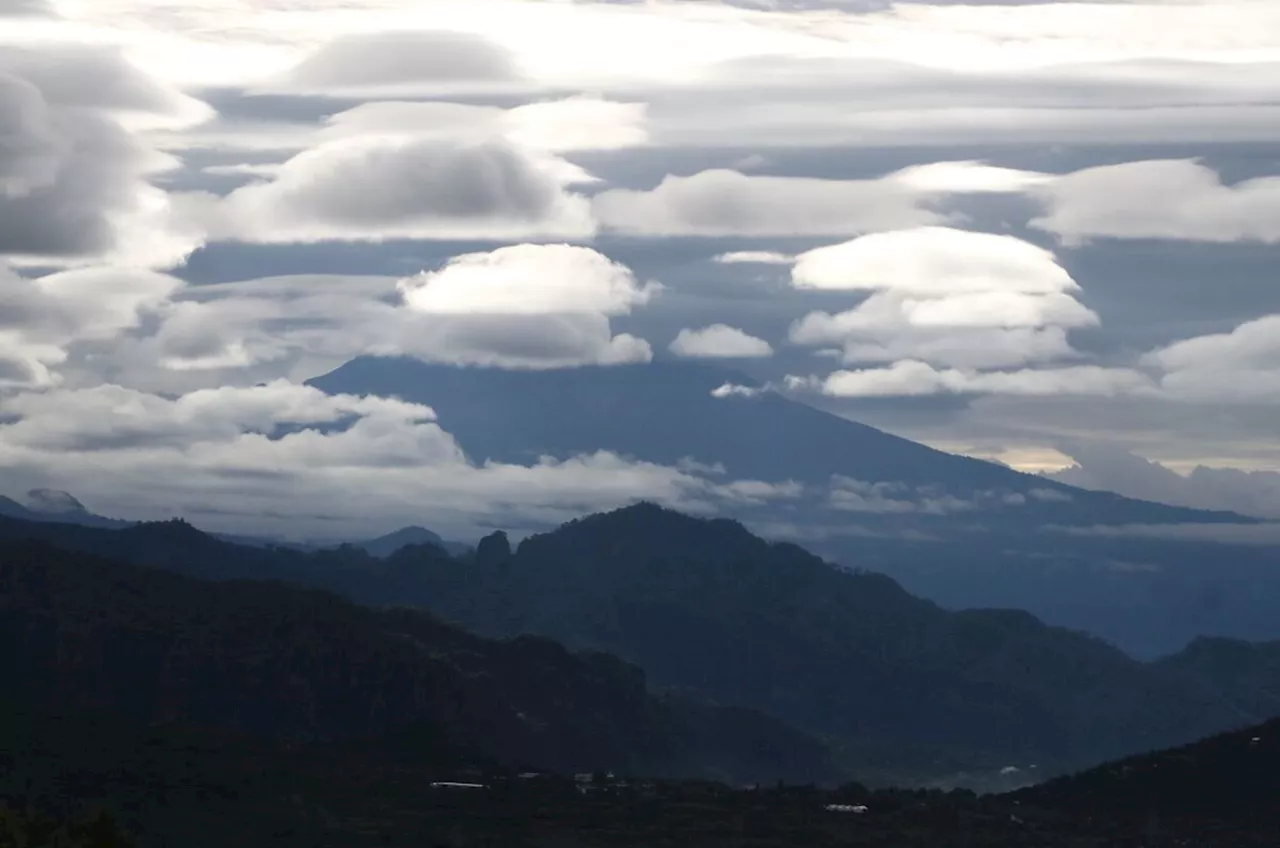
(307, 357, 1240, 528)
(0, 539, 837, 785)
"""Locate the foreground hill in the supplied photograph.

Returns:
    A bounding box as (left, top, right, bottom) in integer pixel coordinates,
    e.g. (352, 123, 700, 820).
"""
(2, 699, 1277, 847)
(4, 507, 1280, 787)
(0, 540, 836, 786)
(1017, 714, 1280, 826)
(305, 357, 1280, 658)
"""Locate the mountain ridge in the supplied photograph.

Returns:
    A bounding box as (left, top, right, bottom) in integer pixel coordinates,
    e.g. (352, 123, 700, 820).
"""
(3, 503, 1279, 787)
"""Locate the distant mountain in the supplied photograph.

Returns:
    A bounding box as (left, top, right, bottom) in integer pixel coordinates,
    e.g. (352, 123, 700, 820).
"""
(0, 490, 129, 530)
(307, 357, 1279, 656)
(5, 506, 1280, 787)
(308, 358, 1239, 528)
(354, 525, 472, 558)
(0, 538, 837, 786)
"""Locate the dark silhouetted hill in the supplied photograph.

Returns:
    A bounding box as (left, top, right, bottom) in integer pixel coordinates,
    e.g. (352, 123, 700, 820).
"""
(1018, 714, 1280, 824)
(0, 539, 837, 786)
(353, 525, 471, 557)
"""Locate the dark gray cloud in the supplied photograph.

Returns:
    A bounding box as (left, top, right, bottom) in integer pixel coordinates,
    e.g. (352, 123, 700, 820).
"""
(0, 101, 139, 258)
(0, 46, 195, 115)
(0, 47, 210, 265)
(0, 73, 60, 198)
(0, 0, 55, 16)
(216, 138, 594, 242)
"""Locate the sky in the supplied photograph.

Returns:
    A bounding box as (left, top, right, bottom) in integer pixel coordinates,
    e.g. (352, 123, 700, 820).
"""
(2, 0, 1279, 537)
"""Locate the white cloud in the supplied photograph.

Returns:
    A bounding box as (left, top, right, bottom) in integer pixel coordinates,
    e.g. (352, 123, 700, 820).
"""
(318, 96, 647, 154)
(399, 244, 657, 316)
(813, 360, 1155, 398)
(790, 226, 1076, 296)
(504, 96, 649, 152)
(788, 227, 1097, 370)
(669, 324, 774, 359)
(1143, 315, 1280, 404)
(395, 244, 657, 368)
(710, 382, 765, 399)
(1030, 159, 1280, 244)
(890, 160, 1055, 194)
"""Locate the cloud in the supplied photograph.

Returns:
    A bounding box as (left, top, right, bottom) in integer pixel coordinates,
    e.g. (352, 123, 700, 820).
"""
(269, 30, 529, 97)
(811, 361, 1154, 398)
(669, 324, 773, 359)
(1144, 315, 1280, 404)
(0, 0, 55, 17)
(788, 227, 1097, 370)
(890, 161, 1055, 194)
(399, 243, 657, 315)
(0, 379, 805, 539)
(1057, 523, 1280, 547)
(503, 96, 649, 152)
(790, 227, 1076, 297)
(827, 476, 1017, 516)
(215, 137, 596, 243)
(710, 382, 765, 399)
(395, 244, 656, 368)
(828, 477, 920, 514)
(593, 168, 941, 236)
(0, 262, 184, 387)
(0, 46, 212, 267)
(1030, 160, 1280, 245)
(1048, 443, 1280, 520)
(162, 94, 648, 164)
(642, 52, 1280, 148)
(319, 96, 647, 154)
(85, 246, 659, 386)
